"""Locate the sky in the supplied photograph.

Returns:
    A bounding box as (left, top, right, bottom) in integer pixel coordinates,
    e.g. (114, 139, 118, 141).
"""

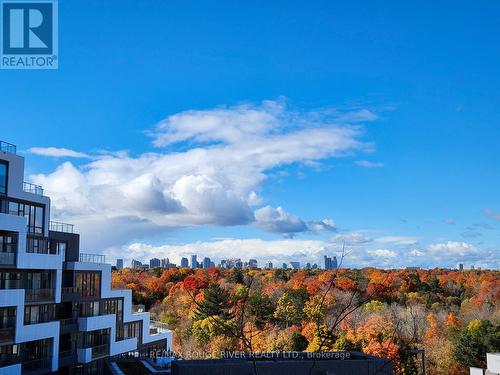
(1, 0, 499, 269)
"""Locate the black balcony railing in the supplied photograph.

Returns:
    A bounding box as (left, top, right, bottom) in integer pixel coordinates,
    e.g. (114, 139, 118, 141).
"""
(0, 141, 16, 154)
(23, 182, 44, 196)
(49, 221, 74, 234)
(25, 288, 54, 303)
(0, 252, 16, 265)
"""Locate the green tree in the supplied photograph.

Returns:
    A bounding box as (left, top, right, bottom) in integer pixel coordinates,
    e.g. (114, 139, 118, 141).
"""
(248, 293, 274, 329)
(194, 283, 233, 321)
(453, 319, 500, 368)
(227, 268, 244, 284)
(273, 289, 307, 327)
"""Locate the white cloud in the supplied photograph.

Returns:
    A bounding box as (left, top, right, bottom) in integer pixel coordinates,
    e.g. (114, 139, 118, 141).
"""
(484, 208, 500, 222)
(31, 101, 375, 248)
(356, 160, 384, 168)
(368, 248, 398, 258)
(409, 249, 425, 257)
(28, 147, 89, 158)
(375, 236, 419, 245)
(112, 238, 335, 268)
(254, 206, 307, 236)
(307, 219, 337, 233)
(427, 241, 480, 258)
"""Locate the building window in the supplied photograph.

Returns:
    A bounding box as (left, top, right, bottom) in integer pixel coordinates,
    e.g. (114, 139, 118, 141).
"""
(75, 272, 100, 298)
(0, 271, 21, 289)
(24, 304, 55, 325)
(0, 161, 7, 195)
(26, 236, 49, 254)
(117, 321, 142, 342)
(0, 231, 17, 266)
(0, 198, 45, 234)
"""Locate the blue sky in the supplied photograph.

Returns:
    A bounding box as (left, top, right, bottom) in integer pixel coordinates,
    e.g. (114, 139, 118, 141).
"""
(1, 1, 499, 268)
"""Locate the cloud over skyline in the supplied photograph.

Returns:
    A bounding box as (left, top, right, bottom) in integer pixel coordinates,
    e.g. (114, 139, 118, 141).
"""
(30, 101, 374, 249)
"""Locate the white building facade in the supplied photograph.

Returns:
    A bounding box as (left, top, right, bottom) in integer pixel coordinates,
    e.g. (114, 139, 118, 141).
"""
(0, 141, 172, 374)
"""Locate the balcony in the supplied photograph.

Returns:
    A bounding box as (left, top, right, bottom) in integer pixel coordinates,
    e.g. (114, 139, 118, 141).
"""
(22, 358, 50, 374)
(0, 353, 19, 368)
(0, 252, 16, 266)
(0, 141, 16, 155)
(62, 287, 100, 300)
(0, 326, 15, 344)
(91, 344, 109, 360)
(79, 253, 106, 264)
(23, 182, 44, 196)
(49, 221, 74, 234)
(149, 320, 170, 335)
(58, 349, 77, 367)
(25, 288, 54, 303)
(132, 304, 145, 313)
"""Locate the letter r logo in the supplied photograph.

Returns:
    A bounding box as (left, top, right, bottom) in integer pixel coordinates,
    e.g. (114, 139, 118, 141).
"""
(2, 2, 53, 54)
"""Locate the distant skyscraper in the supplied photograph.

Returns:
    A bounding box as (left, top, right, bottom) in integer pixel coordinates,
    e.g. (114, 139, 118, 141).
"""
(282, 263, 288, 269)
(180, 257, 189, 268)
(235, 259, 243, 269)
(459, 263, 464, 271)
(248, 259, 258, 269)
(289, 261, 300, 269)
(190, 255, 197, 268)
(324, 255, 337, 270)
(150, 258, 161, 268)
(266, 261, 273, 269)
(116, 258, 124, 269)
(203, 257, 211, 269)
(306, 262, 311, 269)
(131, 259, 142, 269)
(161, 258, 170, 268)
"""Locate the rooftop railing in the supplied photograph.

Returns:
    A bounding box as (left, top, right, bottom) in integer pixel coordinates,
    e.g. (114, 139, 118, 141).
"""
(0, 141, 16, 154)
(49, 221, 74, 234)
(79, 253, 106, 264)
(23, 182, 44, 196)
(132, 304, 145, 313)
(150, 320, 170, 335)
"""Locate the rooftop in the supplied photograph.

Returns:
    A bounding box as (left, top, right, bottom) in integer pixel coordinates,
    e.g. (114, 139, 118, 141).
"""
(0, 140, 16, 154)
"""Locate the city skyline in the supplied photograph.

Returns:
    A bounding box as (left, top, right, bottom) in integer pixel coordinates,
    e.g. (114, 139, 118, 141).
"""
(1, 1, 499, 270)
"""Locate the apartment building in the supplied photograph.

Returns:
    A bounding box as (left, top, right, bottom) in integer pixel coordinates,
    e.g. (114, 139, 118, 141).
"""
(0, 141, 172, 375)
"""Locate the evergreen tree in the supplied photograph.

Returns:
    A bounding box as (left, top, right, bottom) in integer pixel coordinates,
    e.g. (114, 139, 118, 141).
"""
(194, 283, 233, 321)
(453, 319, 500, 368)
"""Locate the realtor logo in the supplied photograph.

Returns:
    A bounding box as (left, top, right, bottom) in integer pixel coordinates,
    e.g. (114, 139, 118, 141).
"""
(1, 0, 58, 69)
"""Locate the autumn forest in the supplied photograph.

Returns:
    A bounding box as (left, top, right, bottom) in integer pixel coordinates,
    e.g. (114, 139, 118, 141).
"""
(112, 266, 499, 375)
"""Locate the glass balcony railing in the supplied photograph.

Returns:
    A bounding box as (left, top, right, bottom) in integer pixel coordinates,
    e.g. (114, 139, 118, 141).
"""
(25, 288, 54, 303)
(0, 252, 16, 265)
(91, 344, 109, 360)
(22, 182, 44, 196)
(79, 253, 106, 264)
(49, 221, 74, 234)
(132, 304, 145, 313)
(0, 326, 15, 343)
(0, 141, 16, 155)
(0, 353, 19, 367)
(22, 358, 50, 374)
(149, 320, 170, 335)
